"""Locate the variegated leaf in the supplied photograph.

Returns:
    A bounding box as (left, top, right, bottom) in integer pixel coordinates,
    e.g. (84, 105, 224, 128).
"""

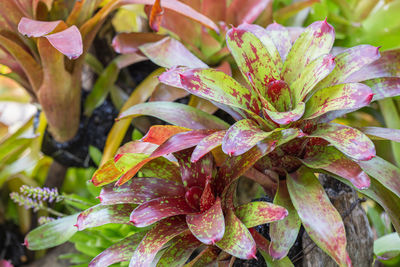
(89, 232, 146, 267)
(191, 130, 226, 162)
(266, 22, 292, 62)
(364, 77, 400, 101)
(130, 196, 195, 227)
(269, 181, 301, 260)
(139, 157, 181, 182)
(141, 125, 190, 145)
(99, 178, 185, 205)
(222, 119, 272, 156)
(358, 156, 400, 198)
(361, 126, 400, 142)
(91, 159, 122, 186)
(187, 197, 225, 245)
(129, 216, 188, 266)
(309, 123, 375, 161)
(235, 201, 288, 228)
(304, 83, 373, 119)
(264, 102, 305, 125)
(76, 204, 136, 231)
(302, 145, 370, 189)
(282, 20, 335, 85)
(157, 231, 201, 267)
(118, 101, 229, 130)
(287, 167, 351, 267)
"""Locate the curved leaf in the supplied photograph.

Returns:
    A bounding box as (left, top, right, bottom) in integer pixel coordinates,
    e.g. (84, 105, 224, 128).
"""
(361, 126, 400, 142)
(130, 197, 195, 227)
(118, 101, 229, 130)
(235, 201, 288, 228)
(227, 0, 272, 25)
(187, 198, 225, 245)
(302, 145, 370, 189)
(89, 232, 146, 267)
(191, 130, 226, 162)
(112, 32, 165, 54)
(185, 246, 220, 266)
(304, 83, 373, 119)
(129, 216, 188, 266)
(91, 159, 122, 186)
(310, 123, 375, 161)
(266, 22, 292, 62)
(364, 77, 400, 101)
(76, 204, 135, 231)
(282, 20, 335, 85)
(222, 119, 271, 156)
(18, 17, 61, 37)
(141, 125, 190, 145)
(25, 214, 79, 250)
(44, 26, 83, 59)
(264, 102, 305, 125)
(99, 178, 185, 205)
(287, 167, 351, 267)
(269, 181, 301, 260)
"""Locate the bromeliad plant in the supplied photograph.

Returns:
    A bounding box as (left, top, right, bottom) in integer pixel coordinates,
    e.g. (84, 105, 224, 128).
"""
(116, 19, 400, 266)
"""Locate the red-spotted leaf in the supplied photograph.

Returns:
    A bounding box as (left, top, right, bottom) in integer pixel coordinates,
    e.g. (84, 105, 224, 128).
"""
(282, 20, 335, 85)
(302, 145, 370, 189)
(216, 208, 257, 259)
(358, 156, 400, 198)
(91, 159, 122, 186)
(227, 0, 272, 25)
(309, 123, 375, 161)
(269, 181, 301, 260)
(24, 214, 79, 250)
(112, 32, 165, 54)
(129, 216, 188, 266)
(17, 17, 61, 37)
(264, 102, 305, 125)
(317, 45, 380, 89)
(222, 119, 272, 156)
(176, 68, 262, 115)
(290, 54, 336, 103)
(186, 197, 225, 245)
(364, 77, 400, 101)
(235, 201, 288, 228)
(139, 157, 181, 182)
(99, 177, 185, 205)
(118, 101, 229, 130)
(287, 167, 351, 267)
(141, 125, 190, 145)
(361, 126, 400, 142)
(266, 22, 292, 62)
(191, 130, 226, 162)
(89, 232, 146, 267)
(114, 153, 149, 173)
(76, 204, 136, 231)
(226, 24, 281, 98)
(44, 26, 83, 59)
(157, 231, 202, 267)
(139, 37, 208, 68)
(130, 196, 195, 227)
(151, 129, 217, 158)
(303, 83, 373, 119)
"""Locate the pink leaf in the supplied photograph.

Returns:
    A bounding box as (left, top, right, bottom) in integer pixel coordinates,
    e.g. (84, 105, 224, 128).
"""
(45, 26, 83, 59)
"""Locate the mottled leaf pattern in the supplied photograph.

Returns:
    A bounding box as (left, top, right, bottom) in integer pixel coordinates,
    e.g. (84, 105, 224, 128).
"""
(222, 119, 272, 156)
(76, 204, 136, 231)
(91, 159, 122, 186)
(187, 198, 225, 245)
(282, 20, 335, 85)
(191, 130, 226, 162)
(235, 201, 288, 228)
(358, 156, 400, 198)
(302, 145, 370, 189)
(361, 126, 400, 142)
(130, 197, 195, 227)
(129, 216, 188, 266)
(287, 167, 351, 267)
(118, 101, 229, 130)
(310, 123, 375, 161)
(269, 181, 301, 260)
(364, 77, 400, 101)
(266, 22, 292, 62)
(99, 178, 185, 204)
(264, 102, 305, 125)
(141, 125, 190, 145)
(89, 232, 146, 267)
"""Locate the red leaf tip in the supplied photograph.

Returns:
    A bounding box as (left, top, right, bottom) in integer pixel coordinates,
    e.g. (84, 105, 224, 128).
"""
(114, 154, 123, 162)
(23, 238, 29, 248)
(247, 251, 258, 260)
(366, 93, 374, 104)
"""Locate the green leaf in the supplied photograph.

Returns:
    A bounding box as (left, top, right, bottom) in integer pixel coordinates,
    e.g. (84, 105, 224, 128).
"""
(235, 201, 288, 228)
(25, 214, 79, 250)
(282, 20, 335, 85)
(89, 145, 102, 166)
(287, 167, 351, 267)
(269, 181, 301, 260)
(374, 233, 400, 259)
(91, 159, 122, 186)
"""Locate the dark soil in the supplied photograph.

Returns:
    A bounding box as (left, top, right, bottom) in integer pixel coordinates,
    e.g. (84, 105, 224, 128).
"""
(0, 222, 28, 266)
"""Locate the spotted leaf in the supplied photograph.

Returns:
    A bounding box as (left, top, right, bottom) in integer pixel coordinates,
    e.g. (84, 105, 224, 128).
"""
(91, 159, 122, 186)
(235, 201, 288, 228)
(264, 102, 305, 125)
(141, 125, 190, 145)
(287, 167, 351, 267)
(191, 130, 226, 162)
